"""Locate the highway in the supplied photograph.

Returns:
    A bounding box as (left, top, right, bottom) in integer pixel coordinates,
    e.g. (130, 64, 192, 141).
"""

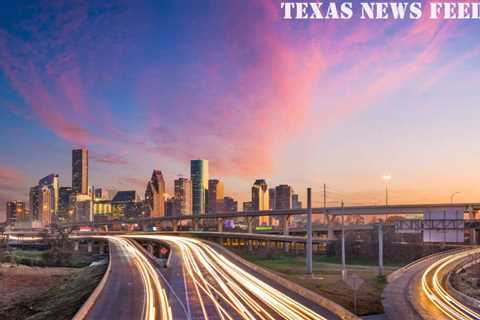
(125, 235, 340, 320)
(383, 248, 480, 320)
(85, 236, 172, 320)
(421, 248, 480, 319)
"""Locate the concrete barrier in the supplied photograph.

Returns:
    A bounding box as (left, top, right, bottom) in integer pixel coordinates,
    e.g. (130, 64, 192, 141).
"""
(72, 241, 112, 320)
(206, 240, 360, 320)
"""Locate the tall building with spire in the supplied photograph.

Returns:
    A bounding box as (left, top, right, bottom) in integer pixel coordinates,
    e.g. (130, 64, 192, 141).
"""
(145, 170, 166, 217)
(72, 149, 88, 194)
(191, 160, 208, 215)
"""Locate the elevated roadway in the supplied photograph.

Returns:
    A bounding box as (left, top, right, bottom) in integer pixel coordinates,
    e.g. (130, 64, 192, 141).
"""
(383, 247, 480, 320)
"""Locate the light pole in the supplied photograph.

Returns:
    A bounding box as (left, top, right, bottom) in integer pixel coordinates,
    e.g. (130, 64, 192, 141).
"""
(450, 192, 460, 204)
(382, 175, 391, 207)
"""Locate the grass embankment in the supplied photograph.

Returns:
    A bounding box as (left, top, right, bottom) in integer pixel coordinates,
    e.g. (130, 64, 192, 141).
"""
(0, 263, 106, 320)
(0, 250, 98, 268)
(236, 250, 400, 316)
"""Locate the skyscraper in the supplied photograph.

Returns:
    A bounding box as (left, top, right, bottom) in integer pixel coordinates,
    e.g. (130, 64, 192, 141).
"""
(191, 160, 208, 215)
(72, 149, 88, 194)
(223, 196, 238, 213)
(58, 187, 73, 221)
(30, 184, 54, 227)
(208, 179, 224, 214)
(174, 177, 192, 215)
(6, 201, 25, 225)
(292, 193, 302, 209)
(145, 170, 166, 217)
(28, 174, 59, 226)
(275, 184, 292, 210)
(39, 174, 59, 216)
(252, 179, 269, 225)
(268, 188, 276, 210)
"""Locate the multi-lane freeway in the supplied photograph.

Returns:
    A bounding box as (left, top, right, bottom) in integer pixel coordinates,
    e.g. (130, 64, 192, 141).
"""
(83, 235, 343, 320)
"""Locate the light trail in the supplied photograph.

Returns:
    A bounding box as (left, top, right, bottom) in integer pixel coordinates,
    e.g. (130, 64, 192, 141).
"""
(421, 248, 480, 320)
(101, 236, 172, 320)
(126, 235, 328, 320)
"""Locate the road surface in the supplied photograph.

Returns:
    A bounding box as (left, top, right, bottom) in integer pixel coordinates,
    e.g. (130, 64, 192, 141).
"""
(86, 236, 171, 320)
(383, 248, 480, 320)
(126, 235, 341, 320)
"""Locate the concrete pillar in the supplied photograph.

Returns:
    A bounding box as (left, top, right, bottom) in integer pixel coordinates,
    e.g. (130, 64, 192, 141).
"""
(283, 215, 290, 253)
(471, 229, 477, 245)
(74, 241, 79, 252)
(327, 215, 336, 240)
(147, 243, 154, 255)
(193, 219, 199, 231)
(247, 217, 254, 251)
(341, 215, 346, 280)
(217, 218, 224, 233)
(307, 188, 313, 275)
(378, 222, 384, 276)
(87, 241, 93, 253)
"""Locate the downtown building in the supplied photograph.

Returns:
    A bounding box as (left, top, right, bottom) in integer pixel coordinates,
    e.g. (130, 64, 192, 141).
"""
(145, 170, 166, 217)
(208, 179, 224, 214)
(72, 148, 88, 194)
(252, 179, 269, 226)
(223, 196, 237, 213)
(174, 177, 192, 215)
(191, 159, 208, 215)
(112, 191, 144, 218)
(6, 201, 26, 225)
(29, 174, 59, 227)
(275, 184, 292, 210)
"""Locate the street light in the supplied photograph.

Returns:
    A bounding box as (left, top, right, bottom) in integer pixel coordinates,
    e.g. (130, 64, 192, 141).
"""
(450, 192, 460, 204)
(382, 175, 391, 207)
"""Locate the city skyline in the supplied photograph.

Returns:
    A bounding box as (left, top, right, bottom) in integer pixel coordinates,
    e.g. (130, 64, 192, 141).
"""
(2, 1, 480, 220)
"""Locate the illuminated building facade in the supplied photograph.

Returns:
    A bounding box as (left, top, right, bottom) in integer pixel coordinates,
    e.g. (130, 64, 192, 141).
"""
(72, 148, 88, 194)
(6, 201, 26, 225)
(145, 170, 166, 217)
(174, 177, 192, 215)
(252, 179, 269, 225)
(191, 159, 208, 215)
(208, 179, 224, 214)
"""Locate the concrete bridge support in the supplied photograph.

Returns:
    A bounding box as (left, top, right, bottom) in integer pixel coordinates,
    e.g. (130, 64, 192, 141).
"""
(87, 241, 93, 253)
(326, 215, 336, 240)
(193, 219, 200, 231)
(217, 218, 224, 233)
(471, 228, 478, 245)
(74, 240, 79, 252)
(283, 215, 291, 253)
(247, 217, 254, 252)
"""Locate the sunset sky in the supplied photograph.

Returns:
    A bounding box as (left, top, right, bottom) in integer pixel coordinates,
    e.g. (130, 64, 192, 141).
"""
(1, 0, 480, 219)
